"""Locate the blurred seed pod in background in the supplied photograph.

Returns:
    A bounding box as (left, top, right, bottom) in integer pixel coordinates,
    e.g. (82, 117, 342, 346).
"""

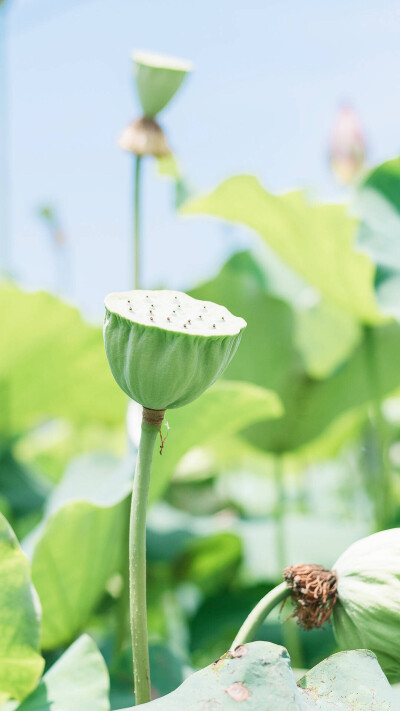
(118, 117, 171, 157)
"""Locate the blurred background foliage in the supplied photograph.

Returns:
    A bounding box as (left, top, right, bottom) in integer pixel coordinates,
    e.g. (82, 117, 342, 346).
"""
(3, 155, 400, 706)
(2, 1, 400, 707)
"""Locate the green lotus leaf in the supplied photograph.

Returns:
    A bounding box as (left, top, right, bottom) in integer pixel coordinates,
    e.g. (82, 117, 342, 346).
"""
(23, 452, 134, 649)
(190, 250, 400, 460)
(182, 174, 383, 324)
(0, 514, 44, 706)
(117, 641, 396, 710)
(147, 380, 282, 503)
(104, 290, 246, 410)
(133, 51, 192, 118)
(0, 284, 125, 435)
(356, 157, 400, 319)
(16, 635, 110, 711)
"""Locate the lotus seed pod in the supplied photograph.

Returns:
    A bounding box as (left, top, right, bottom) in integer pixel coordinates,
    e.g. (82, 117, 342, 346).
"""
(332, 528, 400, 682)
(118, 117, 170, 158)
(133, 51, 193, 118)
(104, 290, 246, 410)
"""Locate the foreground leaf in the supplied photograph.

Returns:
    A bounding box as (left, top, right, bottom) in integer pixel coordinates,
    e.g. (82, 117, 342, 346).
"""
(23, 453, 134, 649)
(0, 285, 125, 435)
(119, 641, 396, 710)
(298, 647, 395, 707)
(16, 635, 110, 711)
(182, 175, 382, 324)
(0, 514, 44, 705)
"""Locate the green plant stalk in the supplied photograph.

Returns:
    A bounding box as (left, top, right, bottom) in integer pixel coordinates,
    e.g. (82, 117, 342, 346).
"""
(133, 154, 142, 289)
(274, 456, 286, 572)
(273, 458, 303, 667)
(129, 418, 159, 705)
(363, 325, 392, 530)
(232, 581, 290, 648)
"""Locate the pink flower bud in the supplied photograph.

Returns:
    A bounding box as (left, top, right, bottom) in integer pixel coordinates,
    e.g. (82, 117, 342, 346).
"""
(330, 106, 366, 184)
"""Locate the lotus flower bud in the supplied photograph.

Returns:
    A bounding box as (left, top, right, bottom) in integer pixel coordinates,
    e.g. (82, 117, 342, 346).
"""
(103, 289, 246, 411)
(329, 105, 366, 184)
(118, 117, 170, 158)
(284, 529, 400, 681)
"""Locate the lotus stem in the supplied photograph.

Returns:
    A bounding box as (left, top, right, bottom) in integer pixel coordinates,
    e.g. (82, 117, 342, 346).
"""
(129, 409, 163, 704)
(231, 582, 290, 648)
(274, 455, 286, 571)
(133, 154, 142, 290)
(363, 325, 392, 530)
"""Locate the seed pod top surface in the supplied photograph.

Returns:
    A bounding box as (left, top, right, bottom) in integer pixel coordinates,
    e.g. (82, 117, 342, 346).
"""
(333, 528, 400, 682)
(133, 51, 193, 119)
(104, 289, 246, 410)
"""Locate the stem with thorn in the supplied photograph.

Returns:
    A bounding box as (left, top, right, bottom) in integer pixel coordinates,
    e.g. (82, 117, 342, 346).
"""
(129, 409, 163, 705)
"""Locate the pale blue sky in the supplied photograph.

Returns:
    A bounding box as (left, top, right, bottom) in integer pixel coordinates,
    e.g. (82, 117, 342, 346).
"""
(5, 0, 400, 317)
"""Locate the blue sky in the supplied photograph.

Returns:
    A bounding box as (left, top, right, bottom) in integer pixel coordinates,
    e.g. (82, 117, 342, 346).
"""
(4, 0, 400, 317)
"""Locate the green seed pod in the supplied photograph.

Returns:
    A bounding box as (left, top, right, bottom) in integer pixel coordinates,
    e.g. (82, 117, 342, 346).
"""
(133, 51, 193, 119)
(104, 289, 246, 411)
(284, 529, 400, 682)
(332, 528, 400, 682)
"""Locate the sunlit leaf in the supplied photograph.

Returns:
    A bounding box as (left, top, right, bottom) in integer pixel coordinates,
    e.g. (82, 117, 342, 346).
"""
(190, 250, 400, 459)
(23, 453, 134, 649)
(0, 514, 44, 705)
(16, 635, 110, 711)
(0, 285, 125, 435)
(182, 175, 382, 324)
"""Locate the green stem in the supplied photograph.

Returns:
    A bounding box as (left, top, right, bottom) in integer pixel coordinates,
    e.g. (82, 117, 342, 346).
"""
(133, 154, 142, 290)
(363, 325, 392, 530)
(129, 416, 159, 705)
(274, 456, 286, 571)
(232, 582, 290, 648)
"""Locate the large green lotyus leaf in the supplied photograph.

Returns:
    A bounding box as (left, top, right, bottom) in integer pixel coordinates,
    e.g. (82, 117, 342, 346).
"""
(16, 635, 110, 711)
(0, 285, 125, 435)
(190, 250, 400, 459)
(23, 452, 134, 649)
(182, 175, 383, 324)
(118, 641, 396, 710)
(0, 514, 44, 705)
(146, 380, 283, 503)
